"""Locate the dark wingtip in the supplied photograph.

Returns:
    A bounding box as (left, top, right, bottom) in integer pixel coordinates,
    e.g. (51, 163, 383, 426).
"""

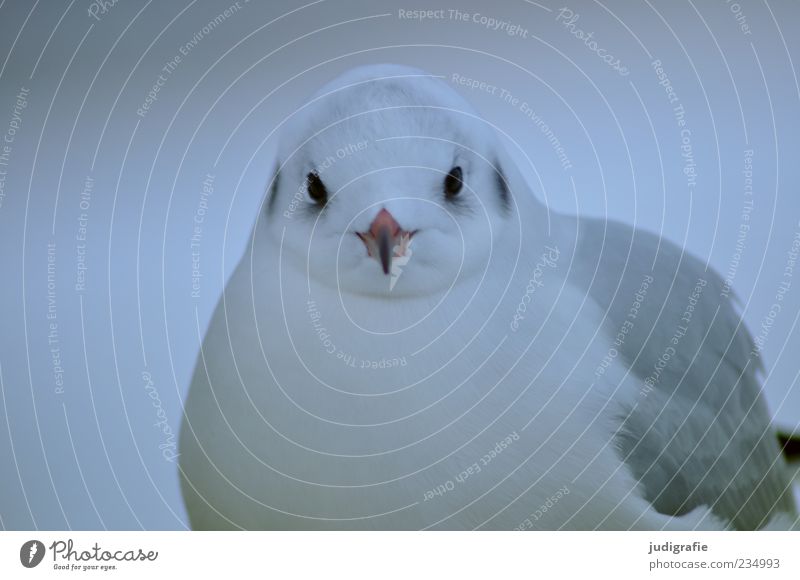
(778, 431, 800, 462)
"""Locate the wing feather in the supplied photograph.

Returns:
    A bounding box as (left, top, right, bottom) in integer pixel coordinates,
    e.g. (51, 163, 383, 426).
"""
(571, 218, 796, 529)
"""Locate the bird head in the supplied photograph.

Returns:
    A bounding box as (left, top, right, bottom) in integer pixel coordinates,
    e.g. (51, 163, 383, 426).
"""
(265, 64, 515, 298)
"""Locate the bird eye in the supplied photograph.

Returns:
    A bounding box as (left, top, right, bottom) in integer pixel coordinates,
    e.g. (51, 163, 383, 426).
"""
(444, 166, 463, 198)
(306, 172, 328, 205)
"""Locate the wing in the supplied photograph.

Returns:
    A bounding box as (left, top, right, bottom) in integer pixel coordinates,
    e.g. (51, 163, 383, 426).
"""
(569, 217, 796, 529)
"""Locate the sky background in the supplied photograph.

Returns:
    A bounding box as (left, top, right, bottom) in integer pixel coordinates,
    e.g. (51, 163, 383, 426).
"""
(0, 0, 798, 529)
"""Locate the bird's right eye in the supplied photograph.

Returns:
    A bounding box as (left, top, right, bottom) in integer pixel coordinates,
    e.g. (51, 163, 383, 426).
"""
(307, 172, 328, 205)
(444, 166, 463, 199)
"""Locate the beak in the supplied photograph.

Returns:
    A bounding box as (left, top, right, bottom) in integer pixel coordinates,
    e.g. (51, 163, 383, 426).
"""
(356, 208, 415, 275)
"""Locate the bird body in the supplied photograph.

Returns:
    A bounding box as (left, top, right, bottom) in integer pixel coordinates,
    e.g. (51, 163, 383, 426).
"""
(179, 64, 796, 530)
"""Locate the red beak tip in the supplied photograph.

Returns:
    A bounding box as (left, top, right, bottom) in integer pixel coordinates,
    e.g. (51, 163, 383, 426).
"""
(356, 209, 413, 275)
(369, 209, 401, 239)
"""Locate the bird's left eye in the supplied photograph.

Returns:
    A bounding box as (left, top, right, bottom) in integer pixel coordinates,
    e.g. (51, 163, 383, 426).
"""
(444, 166, 463, 198)
(306, 171, 328, 205)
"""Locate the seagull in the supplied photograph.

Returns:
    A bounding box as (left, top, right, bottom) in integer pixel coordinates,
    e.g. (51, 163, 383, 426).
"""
(179, 64, 798, 530)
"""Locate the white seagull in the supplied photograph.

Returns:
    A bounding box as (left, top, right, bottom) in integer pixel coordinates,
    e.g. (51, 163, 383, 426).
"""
(179, 64, 798, 530)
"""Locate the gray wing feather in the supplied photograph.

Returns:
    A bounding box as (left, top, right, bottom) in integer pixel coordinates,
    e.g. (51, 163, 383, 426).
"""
(570, 218, 796, 529)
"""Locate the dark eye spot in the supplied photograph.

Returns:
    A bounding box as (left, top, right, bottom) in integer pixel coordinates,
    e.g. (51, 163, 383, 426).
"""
(444, 166, 463, 199)
(307, 172, 328, 205)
